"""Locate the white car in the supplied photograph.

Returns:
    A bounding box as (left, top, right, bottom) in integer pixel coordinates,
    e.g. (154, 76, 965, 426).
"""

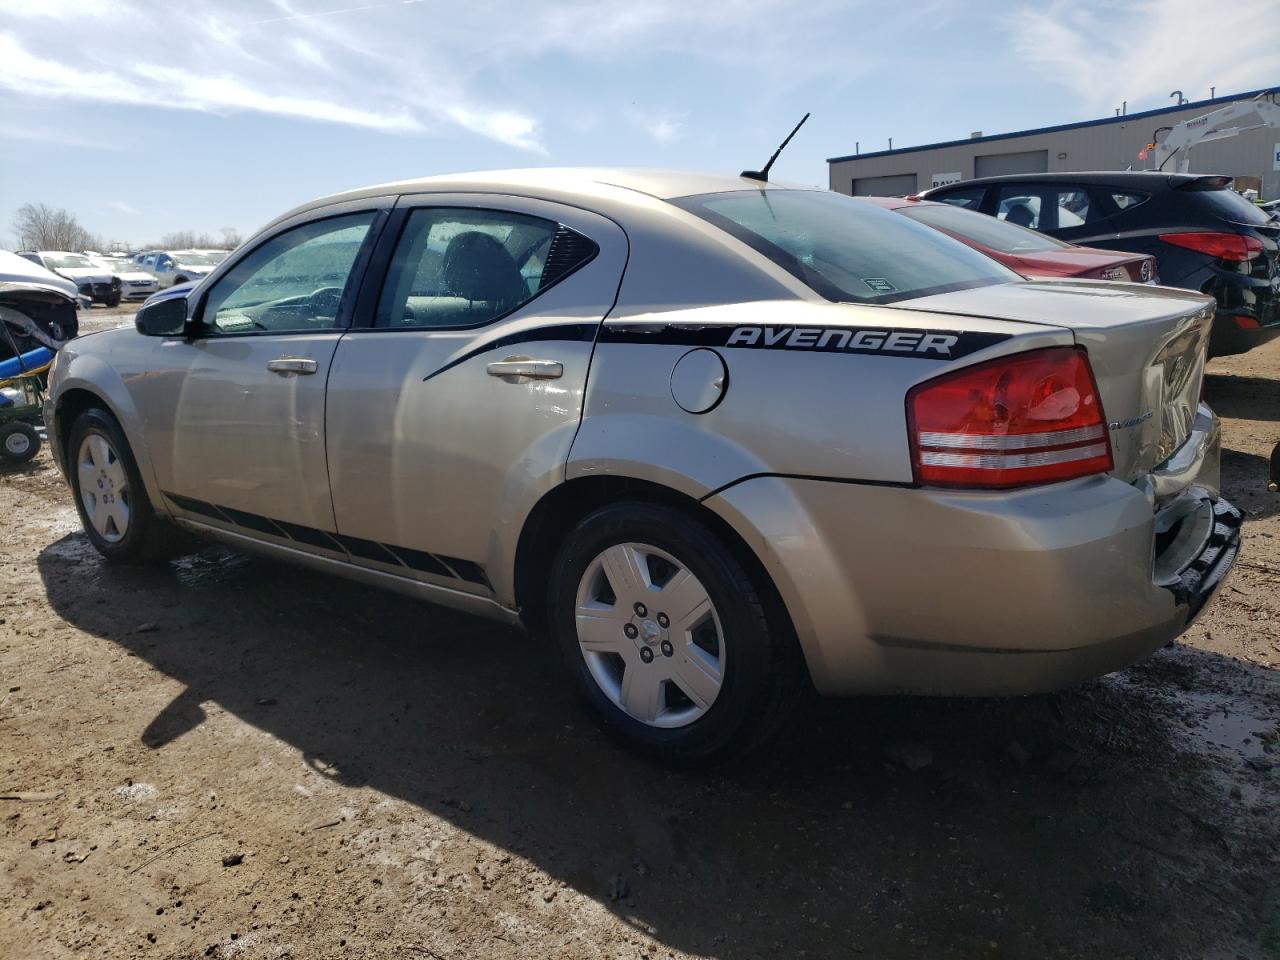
(0, 249, 85, 304)
(139, 250, 222, 289)
(93, 256, 159, 300)
(17, 251, 121, 306)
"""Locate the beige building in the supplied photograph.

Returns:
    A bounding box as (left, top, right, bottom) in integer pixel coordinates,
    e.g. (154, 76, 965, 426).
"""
(828, 87, 1280, 200)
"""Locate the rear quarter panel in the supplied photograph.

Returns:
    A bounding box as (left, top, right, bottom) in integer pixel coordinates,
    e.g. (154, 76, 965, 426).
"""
(569, 298, 1067, 496)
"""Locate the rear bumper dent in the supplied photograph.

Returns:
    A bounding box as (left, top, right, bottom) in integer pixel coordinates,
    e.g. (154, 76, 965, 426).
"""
(706, 471, 1241, 697)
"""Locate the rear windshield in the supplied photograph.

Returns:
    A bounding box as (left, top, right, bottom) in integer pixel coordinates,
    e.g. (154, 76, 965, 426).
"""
(1195, 188, 1272, 227)
(671, 190, 1017, 304)
(896, 203, 1070, 254)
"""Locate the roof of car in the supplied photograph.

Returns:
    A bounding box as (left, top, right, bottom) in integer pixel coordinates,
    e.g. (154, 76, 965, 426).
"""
(923, 171, 1226, 192)
(275, 167, 814, 227)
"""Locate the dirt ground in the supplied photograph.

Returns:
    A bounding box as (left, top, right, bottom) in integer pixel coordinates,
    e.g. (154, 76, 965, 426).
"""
(2, 306, 1278, 960)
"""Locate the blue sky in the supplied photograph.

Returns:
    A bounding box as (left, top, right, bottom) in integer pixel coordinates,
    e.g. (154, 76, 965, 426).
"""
(1, 0, 1276, 249)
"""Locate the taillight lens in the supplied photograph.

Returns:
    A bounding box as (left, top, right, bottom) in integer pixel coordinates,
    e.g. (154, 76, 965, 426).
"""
(1159, 231, 1262, 261)
(907, 346, 1113, 489)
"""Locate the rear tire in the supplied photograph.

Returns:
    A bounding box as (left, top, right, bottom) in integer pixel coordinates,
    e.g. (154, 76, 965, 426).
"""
(67, 407, 181, 563)
(0, 422, 40, 464)
(548, 501, 802, 764)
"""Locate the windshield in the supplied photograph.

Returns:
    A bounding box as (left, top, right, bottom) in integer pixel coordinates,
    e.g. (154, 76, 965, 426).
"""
(898, 203, 1070, 254)
(46, 254, 95, 269)
(99, 259, 135, 274)
(671, 190, 1016, 304)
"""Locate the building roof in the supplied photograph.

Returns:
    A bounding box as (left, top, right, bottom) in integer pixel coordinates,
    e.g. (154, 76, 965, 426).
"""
(826, 87, 1277, 164)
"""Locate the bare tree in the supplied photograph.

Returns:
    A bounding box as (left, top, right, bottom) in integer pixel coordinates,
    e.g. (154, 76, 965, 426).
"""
(160, 230, 228, 249)
(220, 226, 243, 249)
(13, 203, 92, 251)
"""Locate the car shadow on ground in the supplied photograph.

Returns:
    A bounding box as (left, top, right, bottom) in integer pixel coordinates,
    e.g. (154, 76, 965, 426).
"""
(1204, 372, 1280, 423)
(1221, 448, 1280, 521)
(36, 536, 1280, 959)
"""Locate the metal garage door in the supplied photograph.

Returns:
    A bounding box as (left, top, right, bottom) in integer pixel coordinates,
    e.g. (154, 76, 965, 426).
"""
(974, 150, 1048, 178)
(851, 173, 918, 197)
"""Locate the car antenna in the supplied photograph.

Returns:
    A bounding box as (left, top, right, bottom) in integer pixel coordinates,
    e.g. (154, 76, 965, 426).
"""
(741, 112, 810, 183)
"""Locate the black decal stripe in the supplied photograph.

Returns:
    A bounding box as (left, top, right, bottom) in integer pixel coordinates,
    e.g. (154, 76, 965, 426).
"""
(272, 519, 346, 552)
(421, 322, 597, 382)
(218, 505, 286, 538)
(331, 532, 401, 565)
(164, 492, 230, 523)
(385, 544, 454, 579)
(599, 322, 1010, 360)
(436, 555, 489, 587)
(162, 491, 488, 590)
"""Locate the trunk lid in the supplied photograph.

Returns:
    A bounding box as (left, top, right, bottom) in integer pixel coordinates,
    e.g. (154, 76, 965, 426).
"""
(889, 279, 1215, 482)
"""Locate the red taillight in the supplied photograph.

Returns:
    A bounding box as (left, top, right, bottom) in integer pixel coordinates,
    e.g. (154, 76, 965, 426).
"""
(907, 347, 1113, 489)
(1159, 231, 1262, 261)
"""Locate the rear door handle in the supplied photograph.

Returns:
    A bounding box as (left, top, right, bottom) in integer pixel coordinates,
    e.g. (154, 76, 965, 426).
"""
(486, 357, 563, 380)
(267, 357, 318, 376)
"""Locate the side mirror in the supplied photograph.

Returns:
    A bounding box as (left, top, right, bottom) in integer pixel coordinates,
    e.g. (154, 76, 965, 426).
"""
(135, 296, 189, 337)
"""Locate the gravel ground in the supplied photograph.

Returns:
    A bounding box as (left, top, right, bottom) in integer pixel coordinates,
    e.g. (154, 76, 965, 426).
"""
(1, 319, 1278, 960)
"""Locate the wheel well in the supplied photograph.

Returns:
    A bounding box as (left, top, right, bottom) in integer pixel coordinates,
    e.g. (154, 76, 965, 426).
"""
(513, 475, 793, 643)
(55, 388, 111, 462)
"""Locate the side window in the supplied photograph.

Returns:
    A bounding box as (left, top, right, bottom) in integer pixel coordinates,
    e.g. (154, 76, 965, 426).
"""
(200, 212, 376, 336)
(1111, 191, 1149, 212)
(933, 186, 985, 210)
(375, 207, 597, 329)
(1054, 188, 1097, 227)
(996, 187, 1043, 229)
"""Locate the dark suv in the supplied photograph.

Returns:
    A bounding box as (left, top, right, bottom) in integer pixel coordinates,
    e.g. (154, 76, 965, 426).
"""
(922, 172, 1280, 356)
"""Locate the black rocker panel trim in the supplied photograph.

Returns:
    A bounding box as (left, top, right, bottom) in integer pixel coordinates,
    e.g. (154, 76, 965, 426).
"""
(162, 492, 489, 590)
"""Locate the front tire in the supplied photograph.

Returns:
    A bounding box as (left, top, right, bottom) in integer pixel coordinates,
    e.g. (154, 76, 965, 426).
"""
(67, 408, 179, 563)
(549, 502, 801, 763)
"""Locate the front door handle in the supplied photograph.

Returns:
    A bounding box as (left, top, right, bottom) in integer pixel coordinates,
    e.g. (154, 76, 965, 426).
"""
(267, 357, 318, 376)
(486, 357, 564, 381)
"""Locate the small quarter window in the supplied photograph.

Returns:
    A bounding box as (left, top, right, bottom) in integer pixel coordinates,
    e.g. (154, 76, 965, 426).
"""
(375, 207, 597, 329)
(1111, 192, 1148, 211)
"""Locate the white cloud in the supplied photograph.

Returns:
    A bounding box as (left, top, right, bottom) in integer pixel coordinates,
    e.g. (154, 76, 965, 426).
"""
(1007, 0, 1280, 111)
(632, 110, 686, 145)
(0, 0, 869, 156)
(107, 201, 140, 216)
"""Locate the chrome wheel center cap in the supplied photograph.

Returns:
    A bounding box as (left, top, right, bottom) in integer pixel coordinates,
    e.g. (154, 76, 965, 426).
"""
(640, 619, 662, 644)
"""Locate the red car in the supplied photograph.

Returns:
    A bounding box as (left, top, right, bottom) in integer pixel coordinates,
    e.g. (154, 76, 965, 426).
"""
(860, 196, 1159, 283)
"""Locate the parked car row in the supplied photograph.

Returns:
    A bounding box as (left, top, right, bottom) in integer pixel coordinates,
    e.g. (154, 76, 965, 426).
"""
(919, 171, 1280, 357)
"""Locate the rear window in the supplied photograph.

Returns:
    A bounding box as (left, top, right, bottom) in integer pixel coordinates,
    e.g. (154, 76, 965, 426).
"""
(671, 190, 1016, 305)
(898, 203, 1069, 253)
(1195, 187, 1272, 226)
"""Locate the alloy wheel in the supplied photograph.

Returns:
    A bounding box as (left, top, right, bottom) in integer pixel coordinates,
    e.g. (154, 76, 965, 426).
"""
(574, 542, 726, 728)
(77, 433, 130, 543)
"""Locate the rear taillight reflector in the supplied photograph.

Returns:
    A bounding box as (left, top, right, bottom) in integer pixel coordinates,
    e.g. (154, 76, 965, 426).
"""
(1159, 231, 1262, 261)
(907, 346, 1113, 489)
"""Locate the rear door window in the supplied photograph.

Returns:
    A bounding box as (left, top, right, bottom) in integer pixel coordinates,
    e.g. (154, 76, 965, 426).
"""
(375, 207, 598, 329)
(1055, 188, 1097, 227)
(995, 187, 1044, 229)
